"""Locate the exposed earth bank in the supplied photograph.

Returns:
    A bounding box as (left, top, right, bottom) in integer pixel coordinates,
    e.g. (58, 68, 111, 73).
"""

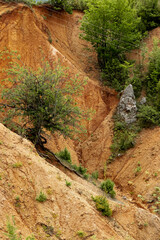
(0, 2, 160, 239)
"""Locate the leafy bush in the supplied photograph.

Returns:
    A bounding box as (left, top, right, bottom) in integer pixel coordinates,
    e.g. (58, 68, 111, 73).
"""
(92, 196, 112, 217)
(110, 129, 136, 155)
(56, 148, 71, 163)
(47, 0, 73, 13)
(36, 191, 47, 202)
(135, 0, 160, 33)
(0, 51, 88, 145)
(101, 58, 130, 91)
(77, 164, 87, 175)
(137, 105, 160, 127)
(100, 179, 116, 198)
(80, 0, 142, 69)
(109, 117, 140, 160)
(71, 0, 88, 10)
(146, 40, 160, 106)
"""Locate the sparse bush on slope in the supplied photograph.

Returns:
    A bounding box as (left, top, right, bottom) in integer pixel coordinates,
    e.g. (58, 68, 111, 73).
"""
(0, 50, 89, 145)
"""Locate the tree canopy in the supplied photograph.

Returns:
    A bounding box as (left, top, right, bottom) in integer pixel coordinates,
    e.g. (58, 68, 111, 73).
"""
(80, 0, 142, 69)
(0, 52, 88, 144)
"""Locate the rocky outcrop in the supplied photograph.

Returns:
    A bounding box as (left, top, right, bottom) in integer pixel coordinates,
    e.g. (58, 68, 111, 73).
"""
(117, 84, 137, 124)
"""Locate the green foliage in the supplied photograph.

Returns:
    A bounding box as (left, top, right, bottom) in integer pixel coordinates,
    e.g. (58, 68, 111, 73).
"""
(80, 0, 142, 69)
(56, 148, 71, 163)
(92, 196, 112, 217)
(100, 179, 116, 198)
(152, 186, 160, 214)
(65, 180, 71, 187)
(71, 0, 88, 10)
(91, 171, 99, 180)
(101, 58, 130, 91)
(4, 216, 21, 240)
(47, 0, 73, 13)
(2, 0, 36, 7)
(131, 0, 160, 33)
(135, 39, 160, 129)
(110, 119, 139, 159)
(12, 162, 23, 168)
(146, 40, 160, 106)
(77, 164, 87, 175)
(83, 173, 89, 179)
(76, 230, 86, 238)
(0, 52, 88, 144)
(36, 191, 47, 202)
(3, 0, 88, 12)
(137, 105, 160, 127)
(4, 216, 35, 240)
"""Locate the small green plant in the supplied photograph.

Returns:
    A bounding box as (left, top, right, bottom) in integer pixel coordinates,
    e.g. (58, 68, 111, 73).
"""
(138, 194, 145, 202)
(65, 180, 71, 187)
(15, 195, 21, 207)
(41, 14, 47, 20)
(48, 34, 52, 44)
(152, 186, 160, 214)
(36, 191, 47, 202)
(56, 148, 71, 163)
(134, 162, 142, 175)
(4, 216, 35, 240)
(100, 179, 116, 198)
(92, 196, 112, 217)
(83, 173, 89, 180)
(4, 216, 21, 240)
(76, 230, 86, 238)
(91, 171, 99, 180)
(12, 162, 23, 168)
(154, 172, 158, 177)
(77, 164, 87, 175)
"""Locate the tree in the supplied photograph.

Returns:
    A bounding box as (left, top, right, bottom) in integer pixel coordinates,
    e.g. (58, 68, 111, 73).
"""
(0, 53, 88, 144)
(80, 0, 142, 69)
(129, 0, 160, 32)
(49, 0, 73, 13)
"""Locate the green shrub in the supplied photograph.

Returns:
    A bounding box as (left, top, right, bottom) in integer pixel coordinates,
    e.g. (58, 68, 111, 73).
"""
(77, 164, 87, 175)
(109, 117, 140, 160)
(111, 130, 136, 154)
(100, 179, 116, 198)
(56, 148, 71, 163)
(0, 51, 88, 145)
(137, 105, 160, 127)
(36, 191, 47, 202)
(65, 180, 71, 187)
(91, 171, 99, 180)
(83, 173, 89, 180)
(135, 0, 160, 33)
(71, 0, 88, 10)
(101, 58, 129, 92)
(92, 196, 112, 217)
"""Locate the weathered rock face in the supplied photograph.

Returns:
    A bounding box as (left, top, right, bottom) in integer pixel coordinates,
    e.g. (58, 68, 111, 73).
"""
(117, 84, 137, 124)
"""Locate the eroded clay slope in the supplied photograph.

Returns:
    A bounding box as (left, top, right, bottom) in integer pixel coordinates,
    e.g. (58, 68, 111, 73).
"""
(0, 2, 117, 167)
(0, 123, 160, 240)
(0, 123, 122, 240)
